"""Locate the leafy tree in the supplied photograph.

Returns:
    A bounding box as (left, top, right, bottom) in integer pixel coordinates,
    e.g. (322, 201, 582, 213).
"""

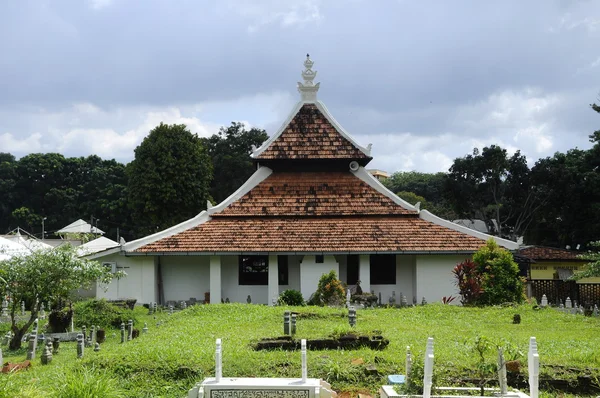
(0, 153, 17, 233)
(395, 191, 456, 219)
(201, 122, 268, 203)
(571, 241, 600, 280)
(472, 239, 524, 305)
(384, 171, 448, 203)
(127, 123, 213, 236)
(445, 145, 542, 241)
(308, 270, 345, 306)
(0, 245, 118, 349)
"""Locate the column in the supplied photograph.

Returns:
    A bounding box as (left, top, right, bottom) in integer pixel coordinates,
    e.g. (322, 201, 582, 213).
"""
(210, 256, 222, 304)
(359, 254, 371, 293)
(268, 255, 279, 306)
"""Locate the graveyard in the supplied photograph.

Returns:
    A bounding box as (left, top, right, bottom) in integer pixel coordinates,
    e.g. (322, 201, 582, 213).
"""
(1, 301, 599, 397)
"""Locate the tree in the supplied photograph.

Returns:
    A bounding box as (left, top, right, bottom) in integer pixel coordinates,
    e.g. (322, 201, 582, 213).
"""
(127, 123, 213, 236)
(0, 153, 17, 233)
(0, 245, 118, 349)
(445, 145, 542, 241)
(201, 122, 268, 203)
(472, 239, 524, 305)
(571, 241, 600, 280)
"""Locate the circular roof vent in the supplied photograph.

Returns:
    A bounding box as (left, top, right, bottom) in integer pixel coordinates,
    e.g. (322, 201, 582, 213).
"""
(349, 161, 360, 171)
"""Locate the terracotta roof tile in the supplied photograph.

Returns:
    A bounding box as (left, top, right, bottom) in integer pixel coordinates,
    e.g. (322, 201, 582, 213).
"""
(517, 246, 585, 261)
(256, 104, 370, 160)
(216, 172, 415, 216)
(136, 217, 486, 253)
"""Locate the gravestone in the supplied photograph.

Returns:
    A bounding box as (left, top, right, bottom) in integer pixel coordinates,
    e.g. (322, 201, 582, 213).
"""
(26, 333, 36, 360)
(153, 302, 158, 314)
(40, 302, 46, 319)
(76, 333, 84, 358)
(301, 339, 307, 382)
(529, 337, 539, 398)
(423, 337, 434, 398)
(497, 348, 508, 395)
(94, 342, 101, 352)
(540, 294, 548, 307)
(246, 295, 252, 304)
(378, 292, 382, 306)
(283, 311, 290, 335)
(41, 341, 53, 365)
(348, 306, 357, 327)
(21, 301, 25, 316)
(143, 322, 148, 334)
(168, 305, 173, 315)
(405, 346, 412, 388)
(127, 319, 133, 341)
(421, 297, 427, 306)
(2, 332, 11, 345)
(400, 293, 408, 307)
(82, 325, 87, 342)
(594, 304, 598, 316)
(291, 313, 297, 335)
(390, 291, 396, 305)
(39, 333, 45, 347)
(215, 338, 222, 382)
(148, 302, 154, 315)
(346, 288, 351, 308)
(120, 322, 125, 343)
(52, 337, 60, 354)
(1, 299, 8, 317)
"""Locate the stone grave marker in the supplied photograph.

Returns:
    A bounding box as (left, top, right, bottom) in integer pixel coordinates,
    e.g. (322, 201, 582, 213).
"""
(540, 294, 548, 307)
(21, 301, 25, 316)
(76, 333, 84, 358)
(400, 293, 408, 307)
(1, 299, 8, 317)
(168, 305, 173, 315)
(41, 340, 53, 365)
(291, 313, 297, 335)
(348, 306, 357, 327)
(52, 337, 60, 354)
(346, 288, 351, 308)
(423, 337, 434, 398)
(128, 319, 133, 341)
(283, 311, 290, 335)
(421, 297, 427, 306)
(378, 292, 382, 305)
(497, 348, 508, 395)
(94, 342, 101, 352)
(246, 295, 252, 304)
(143, 322, 148, 334)
(594, 304, 598, 316)
(120, 322, 125, 343)
(26, 333, 36, 360)
(148, 302, 154, 315)
(40, 302, 46, 319)
(153, 302, 158, 314)
(405, 346, 412, 388)
(529, 337, 539, 398)
(215, 338, 222, 382)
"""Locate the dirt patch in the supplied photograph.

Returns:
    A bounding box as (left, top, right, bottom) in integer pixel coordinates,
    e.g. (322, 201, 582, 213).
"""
(254, 333, 389, 351)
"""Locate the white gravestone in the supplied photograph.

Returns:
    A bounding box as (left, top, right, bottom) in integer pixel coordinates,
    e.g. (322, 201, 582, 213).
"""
(528, 337, 539, 398)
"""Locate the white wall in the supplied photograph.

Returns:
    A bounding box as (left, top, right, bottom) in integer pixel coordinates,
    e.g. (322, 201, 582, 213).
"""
(221, 255, 268, 304)
(299, 255, 339, 301)
(371, 255, 416, 304)
(96, 254, 156, 304)
(161, 256, 209, 303)
(415, 255, 467, 303)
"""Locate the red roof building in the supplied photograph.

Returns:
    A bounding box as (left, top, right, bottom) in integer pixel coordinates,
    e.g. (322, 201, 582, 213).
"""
(91, 56, 518, 305)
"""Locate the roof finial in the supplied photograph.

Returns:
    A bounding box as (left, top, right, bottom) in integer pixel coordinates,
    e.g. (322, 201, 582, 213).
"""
(297, 54, 320, 102)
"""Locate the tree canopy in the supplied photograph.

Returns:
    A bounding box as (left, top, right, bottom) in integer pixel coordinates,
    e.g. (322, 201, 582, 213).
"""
(127, 123, 213, 236)
(0, 245, 118, 349)
(201, 122, 268, 203)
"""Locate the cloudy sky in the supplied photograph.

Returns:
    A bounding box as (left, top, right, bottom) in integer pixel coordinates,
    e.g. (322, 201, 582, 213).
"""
(1, 0, 599, 173)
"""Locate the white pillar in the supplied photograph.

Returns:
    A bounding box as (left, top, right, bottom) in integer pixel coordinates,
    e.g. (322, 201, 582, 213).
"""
(359, 254, 371, 293)
(268, 255, 279, 306)
(210, 256, 222, 304)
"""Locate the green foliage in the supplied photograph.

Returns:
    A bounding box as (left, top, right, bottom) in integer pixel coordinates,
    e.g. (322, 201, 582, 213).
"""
(73, 299, 138, 329)
(277, 289, 305, 306)
(308, 270, 345, 306)
(571, 241, 600, 280)
(0, 245, 119, 349)
(473, 239, 524, 305)
(201, 122, 268, 203)
(52, 365, 125, 398)
(452, 259, 482, 305)
(48, 307, 73, 333)
(127, 123, 213, 236)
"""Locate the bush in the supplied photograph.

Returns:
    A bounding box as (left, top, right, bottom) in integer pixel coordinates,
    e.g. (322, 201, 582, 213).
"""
(48, 307, 73, 333)
(307, 271, 345, 306)
(277, 290, 305, 306)
(453, 259, 482, 305)
(73, 299, 138, 330)
(474, 239, 525, 305)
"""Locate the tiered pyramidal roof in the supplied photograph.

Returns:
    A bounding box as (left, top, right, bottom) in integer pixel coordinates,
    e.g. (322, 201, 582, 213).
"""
(133, 56, 517, 254)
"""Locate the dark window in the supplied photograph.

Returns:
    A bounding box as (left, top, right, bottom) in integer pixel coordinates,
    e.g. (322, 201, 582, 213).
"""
(315, 255, 324, 263)
(239, 256, 268, 285)
(347, 255, 359, 285)
(278, 255, 289, 285)
(370, 254, 396, 285)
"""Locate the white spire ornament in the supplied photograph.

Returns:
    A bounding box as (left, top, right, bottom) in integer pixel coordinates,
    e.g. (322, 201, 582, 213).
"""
(297, 54, 320, 102)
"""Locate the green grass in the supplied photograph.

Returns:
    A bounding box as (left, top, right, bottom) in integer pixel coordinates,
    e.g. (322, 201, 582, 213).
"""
(2, 303, 599, 397)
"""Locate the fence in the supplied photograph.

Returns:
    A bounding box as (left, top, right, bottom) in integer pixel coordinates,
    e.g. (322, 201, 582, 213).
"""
(531, 280, 600, 307)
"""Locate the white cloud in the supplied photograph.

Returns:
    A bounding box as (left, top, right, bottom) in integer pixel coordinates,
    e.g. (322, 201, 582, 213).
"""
(224, 0, 323, 33)
(0, 132, 45, 154)
(89, 0, 114, 10)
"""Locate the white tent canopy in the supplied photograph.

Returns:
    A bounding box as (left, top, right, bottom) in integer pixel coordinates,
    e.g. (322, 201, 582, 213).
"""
(0, 236, 33, 260)
(58, 219, 105, 235)
(6, 231, 53, 251)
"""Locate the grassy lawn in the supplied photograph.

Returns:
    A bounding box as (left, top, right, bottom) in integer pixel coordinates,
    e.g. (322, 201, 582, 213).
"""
(1, 303, 599, 397)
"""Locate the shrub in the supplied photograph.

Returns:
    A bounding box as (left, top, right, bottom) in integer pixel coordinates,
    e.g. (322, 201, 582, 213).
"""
(73, 299, 137, 329)
(453, 259, 482, 305)
(307, 271, 345, 306)
(48, 307, 73, 333)
(277, 289, 305, 306)
(474, 239, 524, 305)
